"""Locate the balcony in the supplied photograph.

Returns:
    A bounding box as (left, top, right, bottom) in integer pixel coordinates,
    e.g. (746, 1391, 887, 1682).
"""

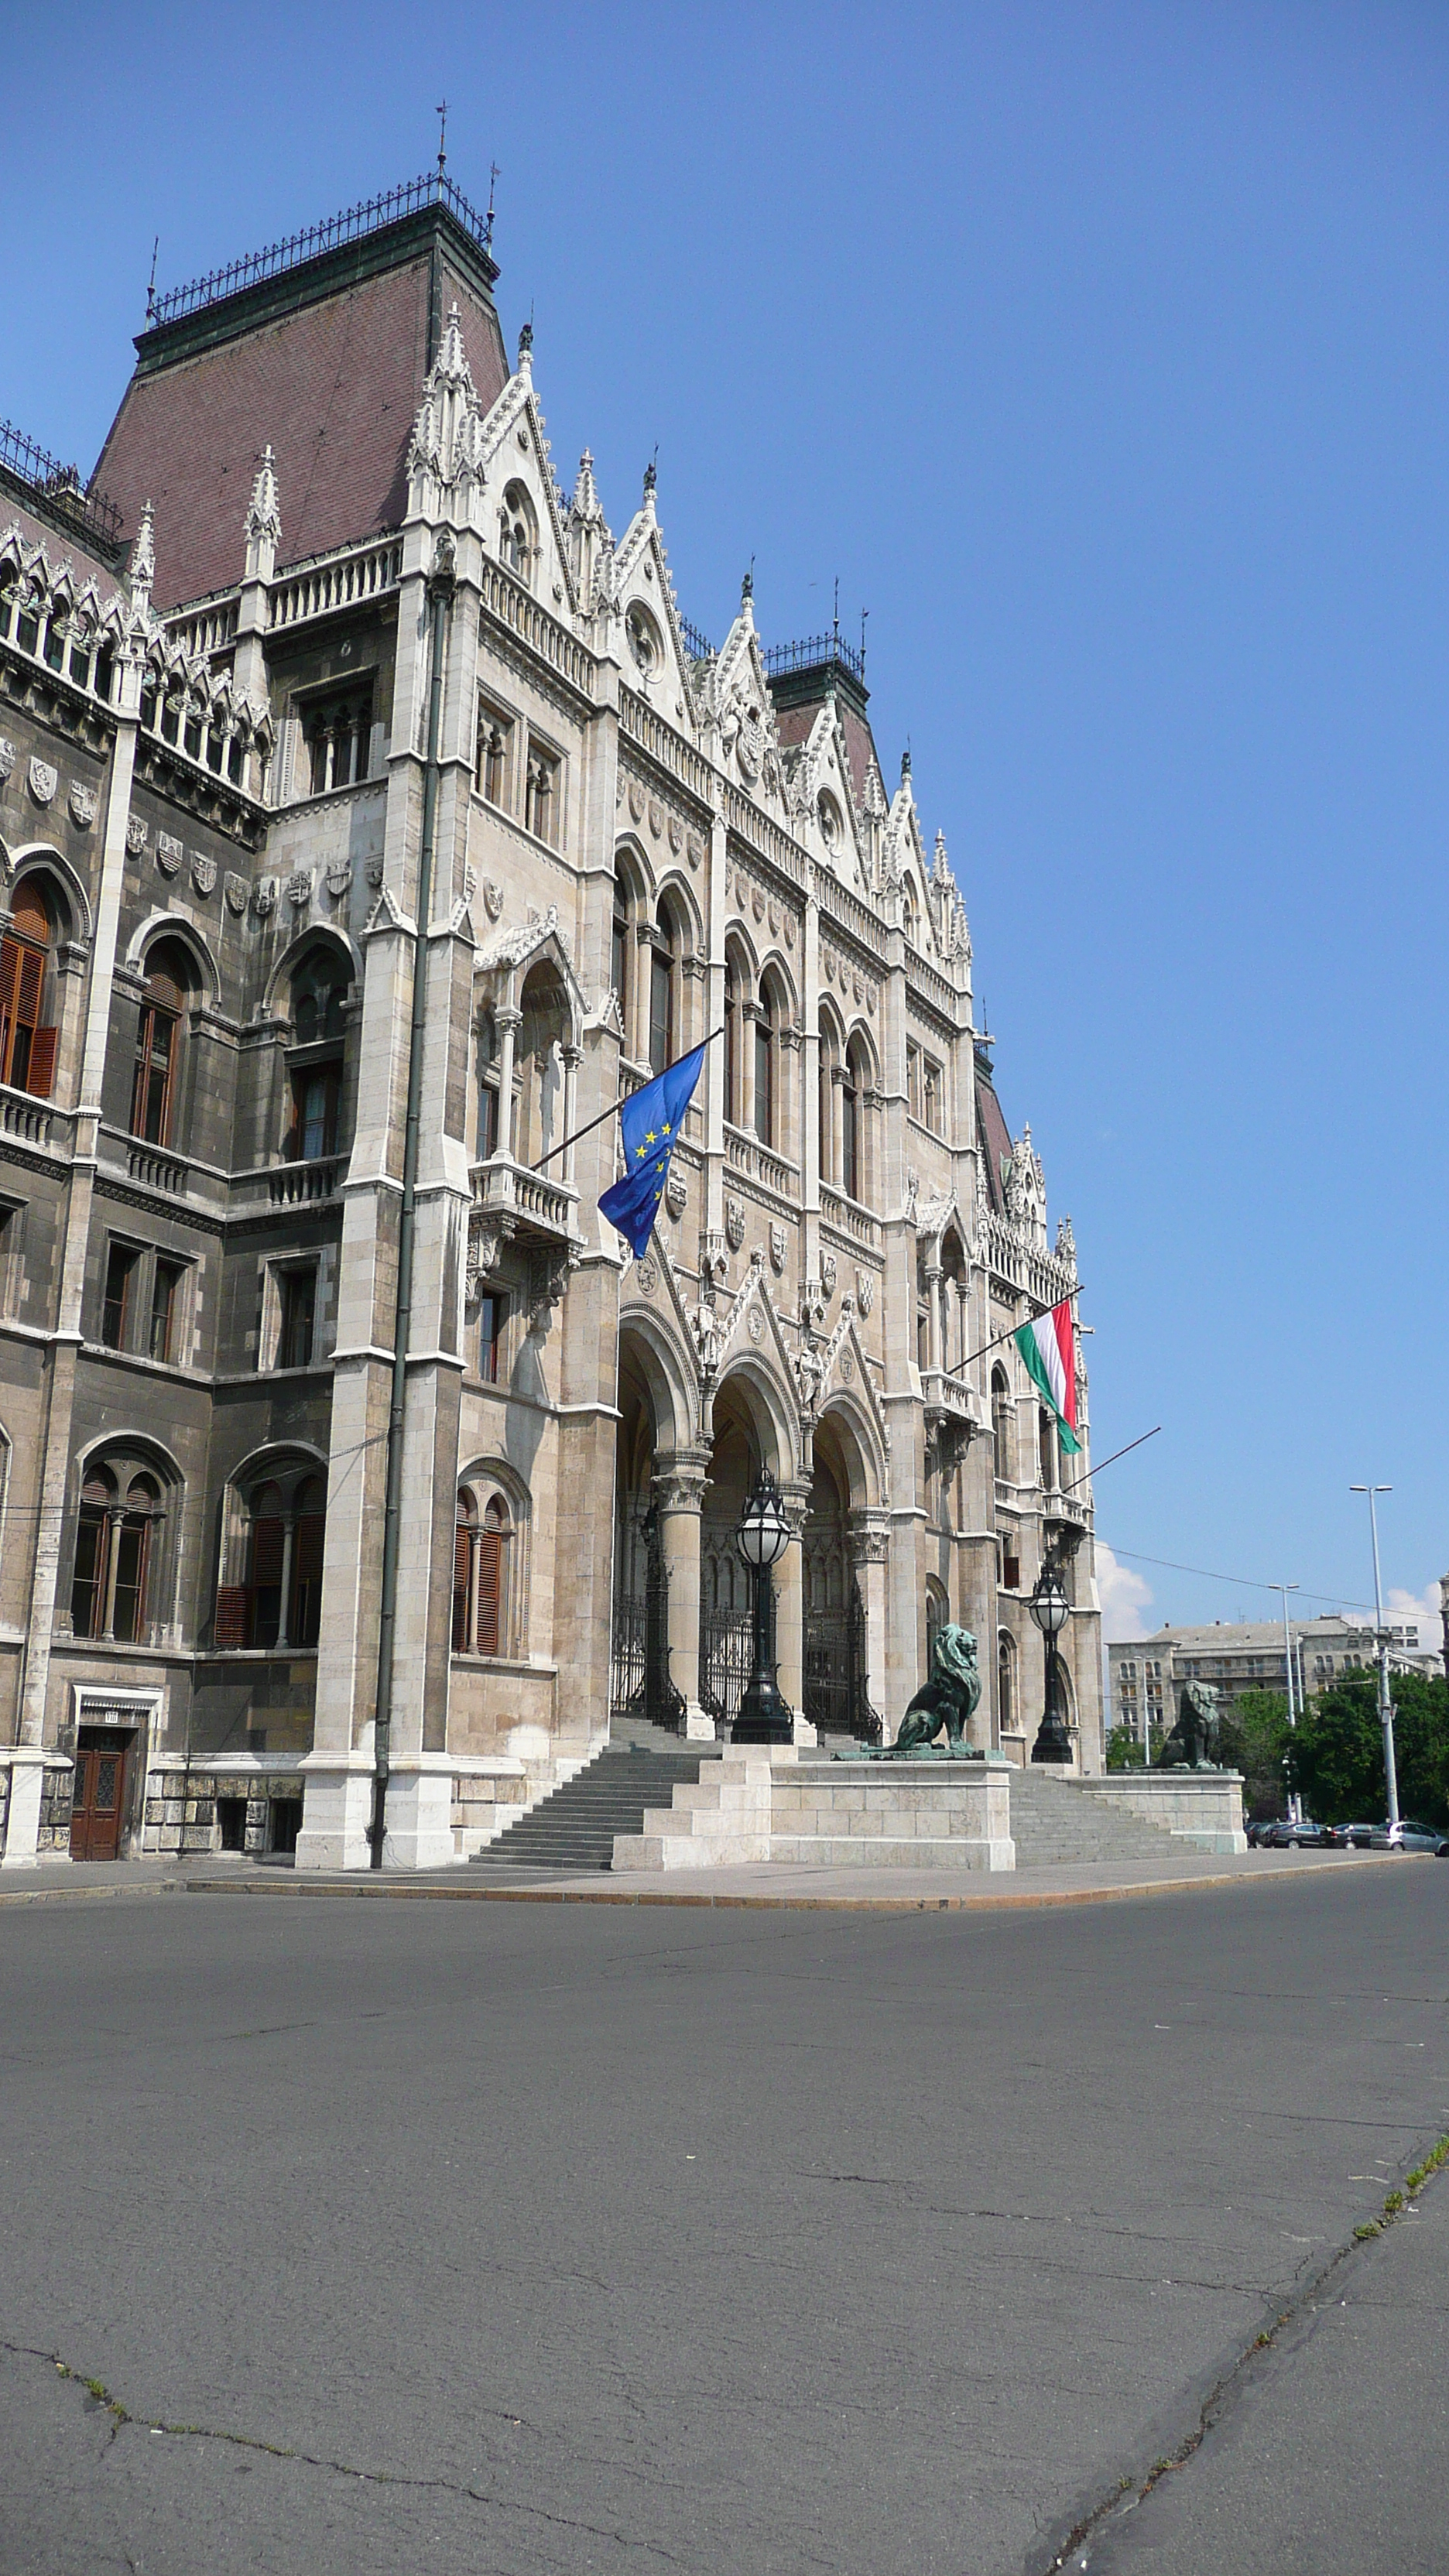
(269, 1155, 342, 1208)
(470, 1155, 579, 1247)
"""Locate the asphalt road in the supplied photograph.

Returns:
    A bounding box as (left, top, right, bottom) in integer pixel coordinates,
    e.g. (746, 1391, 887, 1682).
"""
(2, 1869, 1446, 2576)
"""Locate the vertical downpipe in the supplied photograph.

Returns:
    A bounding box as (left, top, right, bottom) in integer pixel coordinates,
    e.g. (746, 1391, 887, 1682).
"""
(370, 533, 456, 1867)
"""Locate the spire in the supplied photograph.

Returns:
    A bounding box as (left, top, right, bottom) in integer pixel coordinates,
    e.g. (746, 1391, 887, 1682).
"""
(571, 450, 602, 527)
(245, 444, 281, 546)
(128, 499, 155, 611)
(932, 827, 952, 889)
(435, 300, 470, 386)
(408, 306, 484, 488)
(900, 745, 912, 786)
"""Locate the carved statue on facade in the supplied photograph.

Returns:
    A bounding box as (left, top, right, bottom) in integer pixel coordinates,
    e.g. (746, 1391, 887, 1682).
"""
(1156, 1677, 1222, 1771)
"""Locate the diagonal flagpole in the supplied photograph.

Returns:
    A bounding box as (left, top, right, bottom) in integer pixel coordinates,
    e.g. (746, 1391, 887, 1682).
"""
(945, 1290, 1087, 1386)
(1057, 1424, 1161, 1495)
(528, 1026, 725, 1173)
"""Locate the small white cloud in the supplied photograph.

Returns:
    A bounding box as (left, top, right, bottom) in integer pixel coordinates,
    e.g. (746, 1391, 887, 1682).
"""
(1386, 1584, 1445, 1649)
(1097, 1543, 1154, 1643)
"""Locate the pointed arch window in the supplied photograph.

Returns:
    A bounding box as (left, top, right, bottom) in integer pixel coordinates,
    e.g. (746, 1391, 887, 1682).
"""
(454, 1486, 512, 1656)
(843, 1039, 868, 1202)
(0, 879, 59, 1098)
(998, 1631, 1016, 1735)
(71, 1467, 164, 1643)
(285, 946, 351, 1166)
(218, 1464, 328, 1651)
(724, 948, 748, 1128)
(130, 945, 192, 1146)
(499, 483, 537, 585)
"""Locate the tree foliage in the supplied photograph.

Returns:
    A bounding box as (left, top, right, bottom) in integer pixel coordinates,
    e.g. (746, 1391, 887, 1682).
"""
(1218, 1690, 1291, 1820)
(1105, 1721, 1163, 1770)
(1288, 1671, 1449, 1828)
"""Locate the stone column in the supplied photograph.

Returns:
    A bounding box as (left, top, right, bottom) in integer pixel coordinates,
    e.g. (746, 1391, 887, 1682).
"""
(654, 1450, 712, 1738)
(494, 1005, 521, 1160)
(560, 1043, 581, 1192)
(776, 1479, 812, 1743)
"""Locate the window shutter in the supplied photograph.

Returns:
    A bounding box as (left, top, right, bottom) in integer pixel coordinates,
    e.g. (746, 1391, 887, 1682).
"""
(27, 1026, 57, 1098)
(476, 1533, 502, 1655)
(293, 1512, 325, 1581)
(452, 1525, 471, 1650)
(214, 1587, 248, 1649)
(15, 946, 43, 1024)
(0, 938, 19, 1022)
(251, 1516, 285, 1586)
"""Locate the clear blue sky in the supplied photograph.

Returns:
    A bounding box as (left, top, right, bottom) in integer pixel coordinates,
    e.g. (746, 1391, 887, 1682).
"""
(5, 2, 1446, 1639)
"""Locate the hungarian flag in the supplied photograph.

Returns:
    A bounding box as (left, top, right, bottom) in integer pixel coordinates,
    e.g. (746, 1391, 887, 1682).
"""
(1015, 1301, 1081, 1453)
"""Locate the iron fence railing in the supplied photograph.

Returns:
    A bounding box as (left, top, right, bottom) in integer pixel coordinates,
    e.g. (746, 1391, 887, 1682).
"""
(678, 616, 715, 663)
(148, 170, 495, 328)
(0, 418, 122, 547)
(762, 629, 866, 686)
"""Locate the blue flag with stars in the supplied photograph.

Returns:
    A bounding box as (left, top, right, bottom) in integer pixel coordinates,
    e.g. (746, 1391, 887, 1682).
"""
(599, 1043, 707, 1258)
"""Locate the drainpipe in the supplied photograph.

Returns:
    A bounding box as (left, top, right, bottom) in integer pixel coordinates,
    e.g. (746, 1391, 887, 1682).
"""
(369, 531, 456, 1868)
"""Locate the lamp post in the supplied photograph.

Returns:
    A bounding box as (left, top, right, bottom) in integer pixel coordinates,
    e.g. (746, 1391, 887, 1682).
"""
(1350, 1484, 1399, 1830)
(731, 1468, 794, 1744)
(1028, 1557, 1074, 1764)
(1269, 1581, 1300, 1823)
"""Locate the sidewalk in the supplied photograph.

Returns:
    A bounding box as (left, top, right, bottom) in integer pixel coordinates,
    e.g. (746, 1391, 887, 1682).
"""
(0, 1846, 1404, 1911)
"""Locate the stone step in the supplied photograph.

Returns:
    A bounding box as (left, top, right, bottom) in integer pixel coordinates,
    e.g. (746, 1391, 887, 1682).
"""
(1007, 1769, 1184, 1868)
(471, 1740, 720, 1871)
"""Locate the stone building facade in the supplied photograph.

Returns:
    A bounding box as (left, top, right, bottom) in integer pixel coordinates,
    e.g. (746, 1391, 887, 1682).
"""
(0, 171, 1101, 1869)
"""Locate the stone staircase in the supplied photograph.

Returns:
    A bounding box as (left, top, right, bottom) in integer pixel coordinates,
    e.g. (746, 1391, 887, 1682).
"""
(1008, 1766, 1182, 1867)
(469, 1720, 723, 1874)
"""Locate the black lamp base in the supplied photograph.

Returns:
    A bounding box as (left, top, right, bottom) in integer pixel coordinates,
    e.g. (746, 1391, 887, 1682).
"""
(1031, 1711, 1074, 1764)
(732, 1677, 794, 1745)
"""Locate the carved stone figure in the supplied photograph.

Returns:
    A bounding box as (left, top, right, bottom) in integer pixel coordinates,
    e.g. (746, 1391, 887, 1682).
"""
(1156, 1677, 1222, 1771)
(890, 1625, 983, 1756)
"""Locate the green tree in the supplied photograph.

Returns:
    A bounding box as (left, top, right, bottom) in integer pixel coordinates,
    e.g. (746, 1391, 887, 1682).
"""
(1290, 1675, 1388, 1824)
(1218, 1690, 1291, 1820)
(1382, 1672, 1449, 1828)
(1106, 1721, 1163, 1769)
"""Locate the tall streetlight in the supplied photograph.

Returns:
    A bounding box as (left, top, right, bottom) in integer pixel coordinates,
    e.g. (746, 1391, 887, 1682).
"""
(731, 1469, 793, 1744)
(1350, 1485, 1399, 1830)
(1268, 1582, 1300, 1821)
(1028, 1557, 1074, 1764)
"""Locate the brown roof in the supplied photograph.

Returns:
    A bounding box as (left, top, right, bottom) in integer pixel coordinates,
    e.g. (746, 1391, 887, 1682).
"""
(0, 494, 120, 593)
(94, 252, 508, 612)
(975, 1068, 1014, 1212)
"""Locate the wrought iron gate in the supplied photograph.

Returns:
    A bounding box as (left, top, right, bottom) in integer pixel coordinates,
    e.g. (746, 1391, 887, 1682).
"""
(803, 1578, 882, 1742)
(610, 1502, 685, 1734)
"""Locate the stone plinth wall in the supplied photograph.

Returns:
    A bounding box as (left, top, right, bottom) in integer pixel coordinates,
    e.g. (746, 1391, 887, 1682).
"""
(612, 1750, 1015, 1873)
(1074, 1769, 1246, 1853)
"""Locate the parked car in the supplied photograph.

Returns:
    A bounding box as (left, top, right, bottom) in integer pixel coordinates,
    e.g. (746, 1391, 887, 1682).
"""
(1369, 1819, 1442, 1854)
(1258, 1817, 1332, 1848)
(1327, 1821, 1377, 1849)
(1245, 1818, 1279, 1846)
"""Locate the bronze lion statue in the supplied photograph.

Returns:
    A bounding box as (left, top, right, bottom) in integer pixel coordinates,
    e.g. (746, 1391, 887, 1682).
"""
(1156, 1676, 1221, 1770)
(891, 1625, 983, 1756)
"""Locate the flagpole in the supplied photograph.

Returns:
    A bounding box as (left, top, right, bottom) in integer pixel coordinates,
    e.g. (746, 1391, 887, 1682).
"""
(528, 1026, 724, 1173)
(945, 1288, 1087, 1386)
(1057, 1424, 1160, 1495)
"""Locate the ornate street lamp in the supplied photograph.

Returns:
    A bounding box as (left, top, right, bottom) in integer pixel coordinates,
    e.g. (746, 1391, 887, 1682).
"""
(731, 1468, 794, 1743)
(1028, 1558, 1074, 1764)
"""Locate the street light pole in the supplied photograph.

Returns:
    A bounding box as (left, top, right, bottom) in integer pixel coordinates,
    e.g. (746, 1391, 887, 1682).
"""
(1350, 1484, 1399, 1830)
(1269, 1582, 1300, 1822)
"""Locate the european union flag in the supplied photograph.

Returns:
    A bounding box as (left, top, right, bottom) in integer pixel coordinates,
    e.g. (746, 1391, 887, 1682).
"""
(599, 1043, 707, 1259)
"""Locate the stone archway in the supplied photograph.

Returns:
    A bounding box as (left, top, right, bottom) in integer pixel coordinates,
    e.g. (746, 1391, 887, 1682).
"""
(803, 1413, 882, 1741)
(698, 1381, 759, 1730)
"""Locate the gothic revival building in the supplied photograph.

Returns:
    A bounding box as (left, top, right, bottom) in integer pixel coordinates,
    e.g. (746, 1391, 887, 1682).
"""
(0, 171, 1101, 1869)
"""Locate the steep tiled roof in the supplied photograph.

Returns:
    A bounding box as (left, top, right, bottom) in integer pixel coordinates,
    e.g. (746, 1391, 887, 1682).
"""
(93, 251, 508, 612)
(975, 1068, 1014, 1212)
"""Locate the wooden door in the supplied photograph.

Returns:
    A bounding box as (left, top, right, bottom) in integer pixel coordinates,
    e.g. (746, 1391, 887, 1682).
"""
(70, 1735, 130, 1861)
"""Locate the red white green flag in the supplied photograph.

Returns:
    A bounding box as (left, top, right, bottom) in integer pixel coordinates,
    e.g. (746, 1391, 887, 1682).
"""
(1014, 1301, 1081, 1453)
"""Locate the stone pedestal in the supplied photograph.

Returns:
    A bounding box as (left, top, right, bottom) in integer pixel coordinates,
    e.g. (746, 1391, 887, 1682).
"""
(1077, 1768, 1247, 1852)
(0, 1750, 53, 1867)
(295, 1750, 376, 1872)
(611, 1748, 1015, 1872)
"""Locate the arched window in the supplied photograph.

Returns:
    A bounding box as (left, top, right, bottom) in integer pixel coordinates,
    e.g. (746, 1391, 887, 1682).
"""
(0, 878, 59, 1098)
(216, 1461, 328, 1651)
(649, 899, 683, 1078)
(285, 946, 351, 1164)
(454, 1485, 512, 1656)
(70, 1464, 166, 1643)
(817, 1010, 841, 1187)
(611, 880, 630, 1029)
(903, 879, 919, 943)
(992, 1367, 1012, 1483)
(755, 973, 786, 1152)
(844, 1038, 868, 1201)
(724, 946, 748, 1128)
(998, 1631, 1016, 1735)
(499, 483, 537, 584)
(925, 1580, 947, 1676)
(516, 961, 569, 1166)
(130, 941, 195, 1146)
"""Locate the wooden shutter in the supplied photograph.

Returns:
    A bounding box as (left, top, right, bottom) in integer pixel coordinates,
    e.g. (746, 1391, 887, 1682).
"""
(15, 944, 42, 1026)
(476, 1533, 502, 1655)
(27, 1026, 57, 1098)
(293, 1513, 325, 1581)
(452, 1524, 471, 1651)
(214, 1587, 248, 1649)
(251, 1516, 285, 1586)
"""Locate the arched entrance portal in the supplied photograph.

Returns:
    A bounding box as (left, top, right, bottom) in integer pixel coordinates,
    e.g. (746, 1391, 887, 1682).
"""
(611, 1330, 686, 1731)
(802, 1416, 880, 1740)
